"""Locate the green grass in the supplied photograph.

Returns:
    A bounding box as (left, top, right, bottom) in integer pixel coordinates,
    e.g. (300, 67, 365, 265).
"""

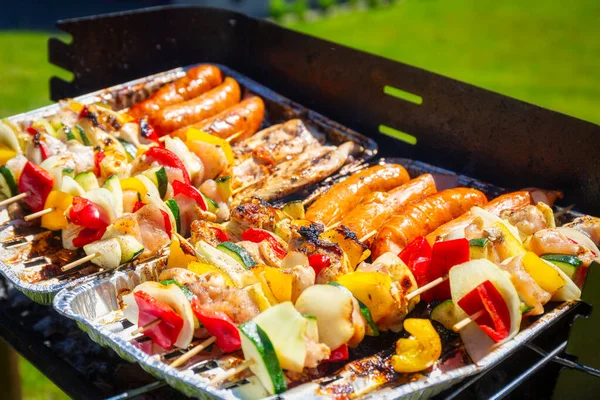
(19, 358, 69, 400)
(288, 0, 600, 125)
(0, 31, 70, 118)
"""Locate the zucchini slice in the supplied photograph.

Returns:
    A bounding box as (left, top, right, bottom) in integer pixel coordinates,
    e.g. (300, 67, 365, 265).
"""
(0, 166, 18, 199)
(142, 167, 168, 199)
(102, 175, 124, 217)
(194, 240, 247, 287)
(217, 242, 256, 269)
(430, 300, 458, 331)
(239, 321, 287, 395)
(62, 168, 75, 179)
(75, 124, 92, 146)
(165, 199, 181, 234)
(118, 139, 138, 161)
(215, 175, 232, 199)
(83, 238, 122, 269)
(469, 238, 489, 260)
(116, 234, 144, 264)
(541, 254, 582, 279)
(203, 194, 219, 213)
(282, 200, 305, 220)
(75, 171, 99, 191)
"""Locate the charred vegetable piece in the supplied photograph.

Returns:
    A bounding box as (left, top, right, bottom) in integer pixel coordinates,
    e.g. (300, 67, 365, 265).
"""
(430, 300, 458, 331)
(282, 200, 305, 220)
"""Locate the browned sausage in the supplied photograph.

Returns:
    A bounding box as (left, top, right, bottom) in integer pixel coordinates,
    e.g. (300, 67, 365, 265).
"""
(424, 190, 533, 245)
(305, 164, 410, 226)
(371, 188, 488, 258)
(341, 174, 437, 245)
(129, 65, 223, 118)
(170, 96, 265, 142)
(151, 77, 241, 135)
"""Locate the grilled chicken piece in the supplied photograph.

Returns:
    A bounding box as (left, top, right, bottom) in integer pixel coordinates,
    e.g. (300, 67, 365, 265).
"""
(187, 275, 260, 325)
(357, 252, 419, 332)
(229, 154, 271, 189)
(564, 216, 600, 245)
(499, 255, 550, 316)
(501, 205, 549, 237)
(233, 119, 325, 163)
(229, 197, 285, 234)
(526, 228, 598, 267)
(190, 219, 230, 247)
(233, 141, 356, 204)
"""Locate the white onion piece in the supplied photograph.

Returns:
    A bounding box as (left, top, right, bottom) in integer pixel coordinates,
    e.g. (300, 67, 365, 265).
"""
(557, 227, 600, 256)
(471, 206, 522, 243)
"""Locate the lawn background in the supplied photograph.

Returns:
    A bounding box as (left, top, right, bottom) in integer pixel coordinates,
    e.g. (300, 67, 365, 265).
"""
(0, 0, 598, 398)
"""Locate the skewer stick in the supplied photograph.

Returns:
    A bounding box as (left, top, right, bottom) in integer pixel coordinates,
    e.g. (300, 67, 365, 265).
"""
(132, 318, 162, 336)
(452, 309, 485, 332)
(0, 192, 28, 207)
(209, 359, 254, 386)
(225, 130, 244, 143)
(61, 252, 99, 272)
(24, 207, 54, 221)
(232, 180, 260, 196)
(358, 229, 378, 243)
(170, 336, 217, 368)
(406, 276, 449, 301)
(325, 221, 341, 231)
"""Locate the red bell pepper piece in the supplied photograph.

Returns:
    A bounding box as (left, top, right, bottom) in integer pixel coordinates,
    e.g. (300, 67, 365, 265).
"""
(144, 147, 190, 185)
(324, 344, 349, 362)
(39, 142, 50, 161)
(69, 197, 110, 230)
(457, 280, 511, 342)
(19, 162, 54, 212)
(134, 290, 184, 350)
(72, 226, 107, 248)
(241, 228, 287, 259)
(94, 151, 105, 177)
(139, 118, 161, 143)
(210, 227, 228, 243)
(79, 106, 90, 119)
(308, 254, 331, 276)
(427, 238, 470, 301)
(191, 299, 241, 353)
(132, 201, 146, 213)
(172, 180, 207, 211)
(25, 128, 50, 160)
(160, 209, 173, 239)
(399, 237, 432, 299)
(26, 126, 37, 136)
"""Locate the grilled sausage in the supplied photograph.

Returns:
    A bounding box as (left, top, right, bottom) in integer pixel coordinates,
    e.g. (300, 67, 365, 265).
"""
(129, 65, 223, 118)
(170, 96, 265, 142)
(151, 77, 241, 135)
(424, 190, 533, 245)
(371, 188, 488, 258)
(305, 164, 410, 226)
(340, 174, 437, 244)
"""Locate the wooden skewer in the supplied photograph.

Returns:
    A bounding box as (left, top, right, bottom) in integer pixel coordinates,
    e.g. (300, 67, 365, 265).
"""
(225, 130, 244, 143)
(132, 318, 162, 336)
(24, 207, 54, 221)
(358, 229, 378, 243)
(325, 221, 341, 231)
(170, 336, 216, 368)
(61, 252, 99, 272)
(406, 276, 449, 301)
(0, 192, 28, 207)
(209, 359, 254, 386)
(232, 180, 260, 196)
(452, 309, 486, 332)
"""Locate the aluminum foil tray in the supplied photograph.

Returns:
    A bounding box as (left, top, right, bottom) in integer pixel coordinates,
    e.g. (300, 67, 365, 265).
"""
(53, 157, 584, 399)
(0, 64, 378, 305)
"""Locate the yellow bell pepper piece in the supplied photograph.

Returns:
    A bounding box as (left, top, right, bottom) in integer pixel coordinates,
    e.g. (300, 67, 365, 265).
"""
(0, 147, 16, 166)
(244, 283, 272, 312)
(186, 128, 234, 165)
(320, 227, 369, 269)
(522, 251, 566, 294)
(391, 319, 442, 373)
(188, 261, 235, 287)
(264, 266, 294, 303)
(491, 221, 526, 261)
(167, 234, 198, 269)
(251, 265, 281, 305)
(335, 271, 395, 323)
(69, 101, 85, 113)
(41, 191, 73, 230)
(120, 177, 148, 199)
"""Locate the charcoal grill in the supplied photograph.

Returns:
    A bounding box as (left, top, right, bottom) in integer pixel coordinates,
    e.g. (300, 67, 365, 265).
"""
(0, 5, 599, 399)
